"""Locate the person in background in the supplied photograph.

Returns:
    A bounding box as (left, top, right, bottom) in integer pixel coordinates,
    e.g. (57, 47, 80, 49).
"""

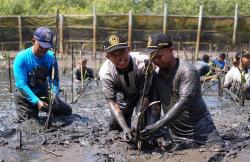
(224, 50, 250, 102)
(74, 57, 94, 82)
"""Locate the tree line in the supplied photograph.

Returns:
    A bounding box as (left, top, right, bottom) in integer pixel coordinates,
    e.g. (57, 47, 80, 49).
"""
(0, 0, 250, 16)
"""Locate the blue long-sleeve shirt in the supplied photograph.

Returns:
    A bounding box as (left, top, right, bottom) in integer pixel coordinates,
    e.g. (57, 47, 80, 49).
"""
(211, 59, 225, 69)
(13, 47, 59, 105)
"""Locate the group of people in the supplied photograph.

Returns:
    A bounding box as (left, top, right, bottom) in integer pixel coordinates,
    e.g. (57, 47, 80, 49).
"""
(99, 33, 221, 148)
(13, 26, 249, 151)
(195, 50, 250, 104)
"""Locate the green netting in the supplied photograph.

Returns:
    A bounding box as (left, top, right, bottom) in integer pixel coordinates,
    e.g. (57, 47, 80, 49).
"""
(21, 16, 55, 27)
(202, 17, 234, 31)
(133, 15, 162, 30)
(168, 16, 198, 30)
(0, 14, 250, 52)
(238, 16, 250, 31)
(64, 16, 93, 27)
(97, 15, 128, 29)
(0, 17, 18, 27)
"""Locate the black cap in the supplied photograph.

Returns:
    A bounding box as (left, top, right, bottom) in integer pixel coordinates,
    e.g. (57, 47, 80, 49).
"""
(103, 34, 128, 53)
(146, 33, 172, 54)
(236, 49, 250, 59)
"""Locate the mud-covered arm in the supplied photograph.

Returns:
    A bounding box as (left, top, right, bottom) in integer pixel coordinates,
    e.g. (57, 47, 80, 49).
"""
(223, 70, 238, 100)
(99, 72, 132, 140)
(141, 68, 199, 138)
(108, 100, 130, 131)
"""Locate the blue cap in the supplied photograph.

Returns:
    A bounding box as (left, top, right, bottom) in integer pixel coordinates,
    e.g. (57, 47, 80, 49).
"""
(33, 27, 54, 49)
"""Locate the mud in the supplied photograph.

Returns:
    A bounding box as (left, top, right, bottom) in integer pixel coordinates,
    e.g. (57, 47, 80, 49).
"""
(0, 61, 250, 162)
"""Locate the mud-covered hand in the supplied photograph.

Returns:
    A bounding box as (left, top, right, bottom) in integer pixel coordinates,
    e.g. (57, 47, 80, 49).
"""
(37, 100, 48, 111)
(224, 88, 239, 101)
(140, 123, 159, 139)
(123, 128, 133, 141)
(131, 113, 140, 132)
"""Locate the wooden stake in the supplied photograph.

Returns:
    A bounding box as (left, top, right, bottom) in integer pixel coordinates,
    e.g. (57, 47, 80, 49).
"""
(80, 50, 84, 89)
(128, 10, 133, 49)
(19, 130, 22, 151)
(163, 4, 168, 34)
(195, 6, 203, 61)
(71, 45, 74, 103)
(42, 147, 62, 157)
(7, 52, 12, 93)
(232, 4, 238, 46)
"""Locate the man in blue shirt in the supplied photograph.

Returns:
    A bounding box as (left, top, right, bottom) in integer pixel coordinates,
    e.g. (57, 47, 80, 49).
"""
(210, 53, 226, 70)
(14, 27, 72, 121)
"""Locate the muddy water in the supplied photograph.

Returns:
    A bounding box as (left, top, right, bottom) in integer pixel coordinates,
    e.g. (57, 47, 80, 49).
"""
(0, 67, 250, 162)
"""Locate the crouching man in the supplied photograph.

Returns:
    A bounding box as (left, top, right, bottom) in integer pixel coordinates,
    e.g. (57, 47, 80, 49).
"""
(140, 34, 221, 148)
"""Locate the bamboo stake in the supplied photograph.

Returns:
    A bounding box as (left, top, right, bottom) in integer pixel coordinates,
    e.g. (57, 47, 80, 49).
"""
(71, 45, 74, 103)
(19, 130, 22, 151)
(128, 10, 133, 48)
(93, 6, 97, 61)
(195, 6, 203, 61)
(232, 4, 238, 46)
(80, 50, 84, 89)
(18, 16, 23, 50)
(7, 52, 12, 93)
(42, 147, 62, 157)
(59, 14, 64, 60)
(163, 4, 168, 34)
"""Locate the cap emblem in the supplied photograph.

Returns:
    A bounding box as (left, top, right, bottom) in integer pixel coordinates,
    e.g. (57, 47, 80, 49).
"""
(109, 35, 119, 46)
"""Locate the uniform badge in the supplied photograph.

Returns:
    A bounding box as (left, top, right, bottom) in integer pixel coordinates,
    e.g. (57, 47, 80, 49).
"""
(109, 35, 119, 46)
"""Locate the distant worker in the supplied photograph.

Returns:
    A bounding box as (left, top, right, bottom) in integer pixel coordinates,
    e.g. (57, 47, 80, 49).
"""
(13, 27, 72, 122)
(224, 50, 250, 102)
(202, 54, 210, 63)
(74, 57, 94, 82)
(194, 54, 210, 77)
(211, 53, 226, 70)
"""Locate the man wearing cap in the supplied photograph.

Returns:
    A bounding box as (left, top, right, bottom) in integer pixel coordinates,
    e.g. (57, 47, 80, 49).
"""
(224, 50, 250, 102)
(140, 33, 220, 147)
(13, 27, 72, 121)
(99, 34, 157, 141)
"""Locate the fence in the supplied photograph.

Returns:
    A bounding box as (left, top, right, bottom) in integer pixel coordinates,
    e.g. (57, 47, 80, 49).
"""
(1, 4, 250, 59)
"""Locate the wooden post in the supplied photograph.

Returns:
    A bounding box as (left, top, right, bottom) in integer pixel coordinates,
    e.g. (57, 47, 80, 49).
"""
(195, 6, 203, 61)
(93, 6, 97, 60)
(18, 16, 23, 50)
(80, 50, 84, 89)
(163, 4, 168, 34)
(128, 10, 133, 49)
(19, 130, 22, 151)
(59, 14, 64, 60)
(71, 45, 74, 103)
(7, 52, 12, 93)
(232, 4, 238, 46)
